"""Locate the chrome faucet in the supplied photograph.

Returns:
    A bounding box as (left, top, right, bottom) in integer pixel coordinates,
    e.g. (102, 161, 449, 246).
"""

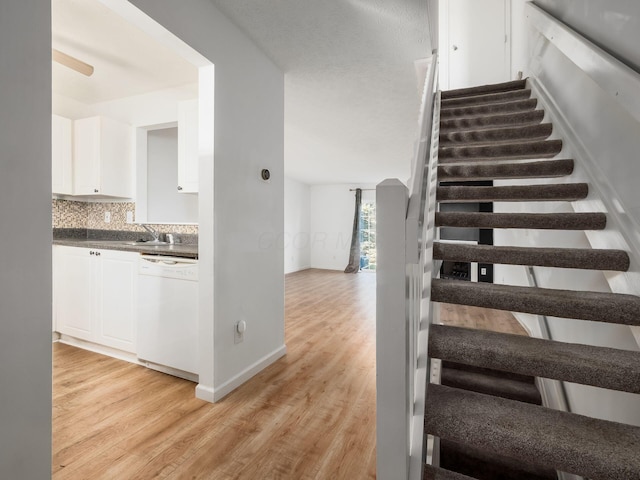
(141, 224, 160, 242)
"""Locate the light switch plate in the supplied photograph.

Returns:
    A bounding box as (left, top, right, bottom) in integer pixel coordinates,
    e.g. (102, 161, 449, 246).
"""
(104, 211, 111, 223)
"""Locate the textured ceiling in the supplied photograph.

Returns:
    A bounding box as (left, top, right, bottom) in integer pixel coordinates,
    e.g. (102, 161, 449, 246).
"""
(53, 0, 429, 185)
(52, 0, 197, 104)
(210, 0, 431, 185)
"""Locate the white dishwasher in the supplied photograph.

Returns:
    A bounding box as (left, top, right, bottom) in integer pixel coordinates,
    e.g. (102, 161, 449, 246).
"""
(137, 254, 198, 376)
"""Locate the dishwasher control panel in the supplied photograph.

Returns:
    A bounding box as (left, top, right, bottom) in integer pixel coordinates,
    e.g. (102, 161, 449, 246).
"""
(138, 255, 198, 281)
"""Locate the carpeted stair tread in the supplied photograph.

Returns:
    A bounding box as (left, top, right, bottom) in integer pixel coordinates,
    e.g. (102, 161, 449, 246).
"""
(439, 439, 557, 480)
(430, 325, 640, 393)
(440, 366, 542, 404)
(442, 361, 535, 384)
(431, 279, 640, 326)
(433, 242, 630, 271)
(435, 212, 606, 230)
(425, 384, 640, 480)
(424, 465, 477, 480)
(441, 89, 532, 109)
(438, 159, 574, 181)
(440, 110, 545, 134)
(439, 140, 563, 163)
(441, 99, 538, 120)
(436, 183, 588, 203)
(441, 79, 527, 100)
(440, 123, 552, 146)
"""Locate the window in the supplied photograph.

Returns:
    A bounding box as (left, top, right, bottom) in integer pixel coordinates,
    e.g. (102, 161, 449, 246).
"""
(360, 202, 376, 271)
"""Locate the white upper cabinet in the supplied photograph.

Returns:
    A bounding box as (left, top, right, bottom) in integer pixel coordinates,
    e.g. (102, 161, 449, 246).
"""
(73, 116, 133, 198)
(52, 114, 73, 195)
(177, 99, 199, 193)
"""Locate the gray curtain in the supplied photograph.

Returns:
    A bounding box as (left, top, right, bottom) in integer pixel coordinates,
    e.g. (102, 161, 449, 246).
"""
(344, 188, 362, 273)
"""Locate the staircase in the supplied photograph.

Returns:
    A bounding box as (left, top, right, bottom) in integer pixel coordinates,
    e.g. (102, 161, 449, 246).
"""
(422, 80, 640, 480)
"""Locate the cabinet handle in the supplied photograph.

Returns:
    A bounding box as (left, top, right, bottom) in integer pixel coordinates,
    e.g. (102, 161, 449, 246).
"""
(96, 252, 101, 256)
(177, 186, 183, 191)
(90, 251, 95, 255)
(94, 189, 99, 193)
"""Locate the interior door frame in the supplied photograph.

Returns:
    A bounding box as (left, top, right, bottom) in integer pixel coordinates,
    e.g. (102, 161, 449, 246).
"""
(438, 0, 512, 90)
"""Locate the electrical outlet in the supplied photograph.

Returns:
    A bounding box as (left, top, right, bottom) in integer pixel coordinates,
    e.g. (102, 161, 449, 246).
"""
(481, 267, 487, 276)
(126, 211, 134, 224)
(104, 211, 111, 223)
(234, 320, 246, 344)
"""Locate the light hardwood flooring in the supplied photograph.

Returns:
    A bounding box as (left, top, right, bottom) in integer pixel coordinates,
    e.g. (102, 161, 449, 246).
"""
(439, 302, 527, 335)
(53, 270, 524, 479)
(53, 269, 377, 479)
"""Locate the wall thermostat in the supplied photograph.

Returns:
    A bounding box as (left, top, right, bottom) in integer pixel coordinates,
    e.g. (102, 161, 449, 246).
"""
(261, 169, 271, 181)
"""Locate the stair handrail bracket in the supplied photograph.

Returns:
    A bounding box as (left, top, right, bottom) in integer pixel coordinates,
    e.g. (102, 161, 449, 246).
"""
(376, 51, 440, 480)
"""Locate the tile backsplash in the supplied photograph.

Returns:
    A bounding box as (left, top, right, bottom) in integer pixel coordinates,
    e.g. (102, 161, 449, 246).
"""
(53, 199, 198, 235)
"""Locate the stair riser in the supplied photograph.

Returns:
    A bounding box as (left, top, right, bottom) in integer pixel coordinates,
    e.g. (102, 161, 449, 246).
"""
(439, 440, 557, 480)
(440, 123, 553, 146)
(441, 89, 532, 109)
(441, 79, 527, 100)
(440, 110, 545, 134)
(441, 99, 538, 120)
(424, 465, 476, 480)
(441, 368, 542, 405)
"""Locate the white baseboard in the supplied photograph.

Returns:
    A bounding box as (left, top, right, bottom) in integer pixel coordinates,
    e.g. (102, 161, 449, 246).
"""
(56, 334, 198, 382)
(58, 334, 140, 364)
(210, 344, 287, 402)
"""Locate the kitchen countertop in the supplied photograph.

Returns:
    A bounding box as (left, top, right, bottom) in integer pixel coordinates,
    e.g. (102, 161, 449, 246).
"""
(53, 229, 198, 259)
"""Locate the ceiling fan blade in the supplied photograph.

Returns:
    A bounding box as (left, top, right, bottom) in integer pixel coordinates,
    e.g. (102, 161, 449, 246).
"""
(52, 49, 94, 77)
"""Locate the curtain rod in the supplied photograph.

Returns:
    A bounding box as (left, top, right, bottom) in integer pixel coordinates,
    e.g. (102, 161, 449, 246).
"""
(349, 188, 375, 191)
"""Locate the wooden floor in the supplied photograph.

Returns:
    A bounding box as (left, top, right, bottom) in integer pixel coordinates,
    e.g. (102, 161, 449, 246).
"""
(53, 269, 377, 479)
(439, 303, 527, 336)
(53, 269, 525, 479)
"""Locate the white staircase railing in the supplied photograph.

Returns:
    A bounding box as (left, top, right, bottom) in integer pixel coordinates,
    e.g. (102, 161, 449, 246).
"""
(376, 51, 440, 480)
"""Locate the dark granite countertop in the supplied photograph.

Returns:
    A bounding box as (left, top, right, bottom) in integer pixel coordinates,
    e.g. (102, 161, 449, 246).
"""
(53, 229, 198, 259)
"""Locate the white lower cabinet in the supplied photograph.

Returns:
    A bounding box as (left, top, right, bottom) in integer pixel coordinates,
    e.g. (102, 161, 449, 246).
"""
(54, 246, 137, 353)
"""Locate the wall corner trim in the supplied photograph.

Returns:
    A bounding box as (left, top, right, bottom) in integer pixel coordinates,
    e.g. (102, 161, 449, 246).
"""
(195, 384, 215, 403)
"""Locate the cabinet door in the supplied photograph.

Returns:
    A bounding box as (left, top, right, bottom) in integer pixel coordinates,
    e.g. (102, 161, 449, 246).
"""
(100, 117, 133, 198)
(177, 99, 199, 193)
(73, 117, 101, 195)
(52, 115, 73, 195)
(95, 250, 137, 353)
(72, 116, 133, 198)
(54, 246, 94, 341)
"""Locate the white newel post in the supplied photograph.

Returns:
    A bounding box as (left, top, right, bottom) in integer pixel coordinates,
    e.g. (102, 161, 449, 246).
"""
(376, 178, 410, 480)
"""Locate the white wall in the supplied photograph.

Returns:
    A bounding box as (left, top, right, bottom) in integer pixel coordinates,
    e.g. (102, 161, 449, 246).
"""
(53, 83, 198, 124)
(310, 184, 375, 271)
(510, 0, 529, 78)
(284, 177, 311, 274)
(495, 218, 640, 426)
(147, 127, 198, 223)
(0, 2, 52, 478)
(533, 0, 640, 72)
(131, 0, 285, 401)
(494, 2, 640, 425)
